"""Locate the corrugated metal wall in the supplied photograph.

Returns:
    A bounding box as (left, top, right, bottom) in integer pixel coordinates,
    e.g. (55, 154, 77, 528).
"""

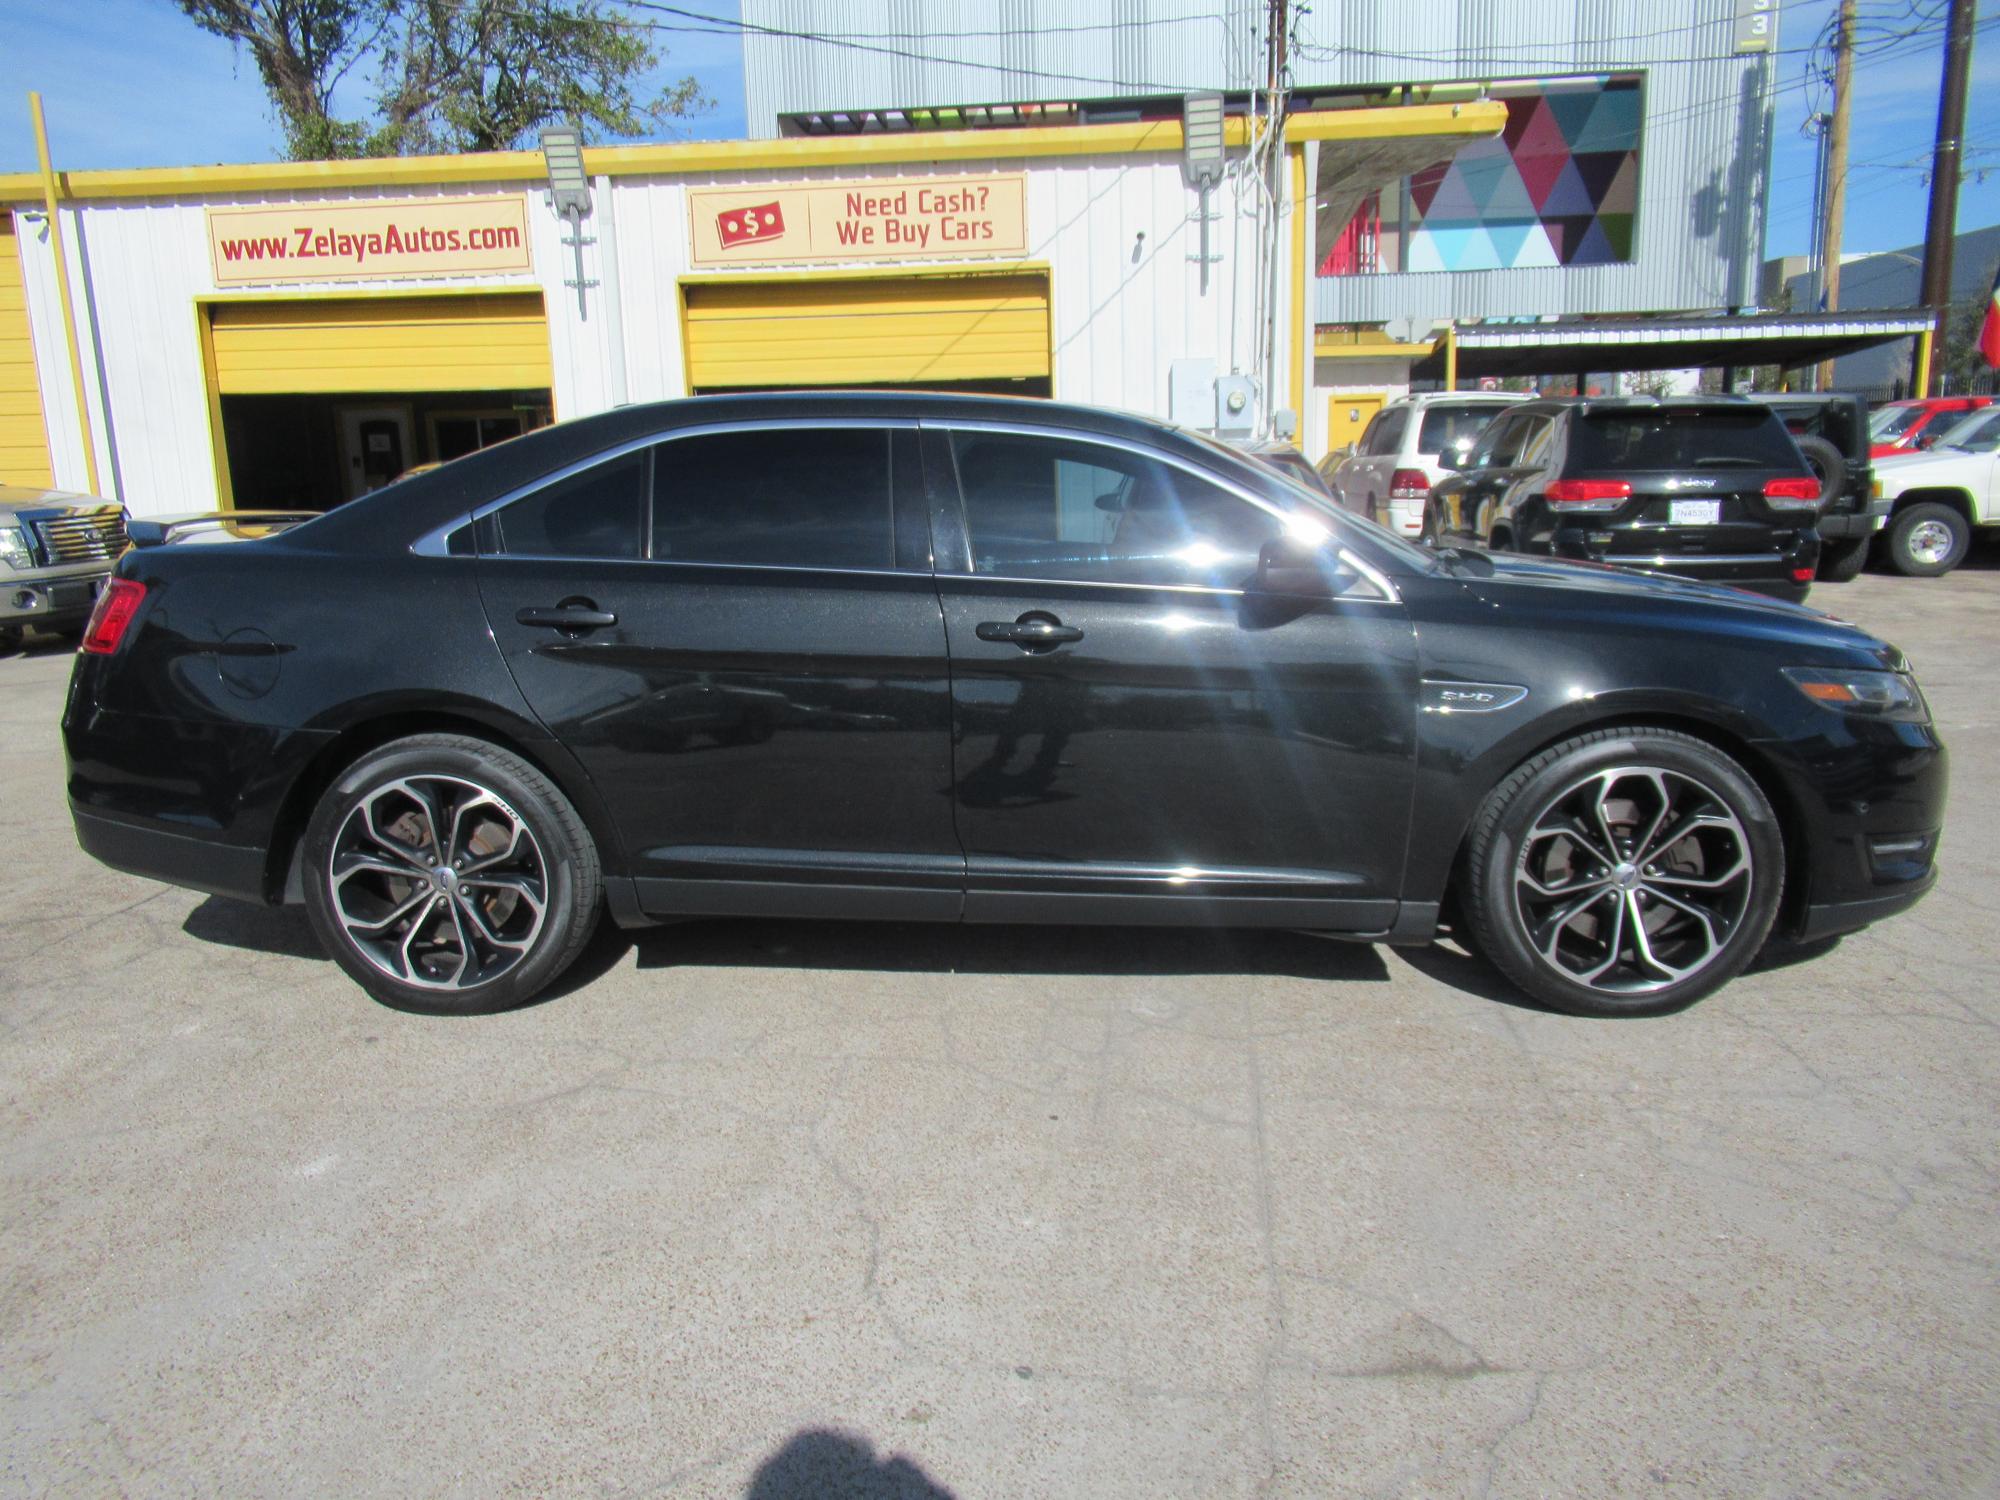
(740, 0, 1777, 324)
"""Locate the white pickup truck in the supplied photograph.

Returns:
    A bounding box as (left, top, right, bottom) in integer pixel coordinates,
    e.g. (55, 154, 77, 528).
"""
(1872, 405, 2000, 576)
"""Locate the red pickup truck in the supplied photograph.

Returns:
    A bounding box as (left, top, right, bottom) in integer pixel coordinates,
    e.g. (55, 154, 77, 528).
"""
(1870, 395, 1994, 458)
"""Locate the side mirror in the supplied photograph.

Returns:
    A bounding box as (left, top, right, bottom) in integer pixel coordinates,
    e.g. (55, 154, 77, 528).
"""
(1916, 432, 1939, 450)
(1338, 442, 1357, 458)
(1093, 490, 1128, 513)
(1436, 449, 1467, 472)
(1255, 535, 1329, 596)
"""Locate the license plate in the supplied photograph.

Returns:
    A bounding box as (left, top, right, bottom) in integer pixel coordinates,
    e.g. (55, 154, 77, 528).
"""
(1669, 499, 1720, 525)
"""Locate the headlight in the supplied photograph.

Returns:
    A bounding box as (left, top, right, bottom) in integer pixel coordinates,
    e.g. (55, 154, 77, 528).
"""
(0, 525, 31, 571)
(1783, 666, 1929, 722)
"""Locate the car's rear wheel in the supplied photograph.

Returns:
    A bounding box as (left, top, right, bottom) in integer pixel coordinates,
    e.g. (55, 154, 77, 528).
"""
(1462, 728, 1784, 1018)
(301, 734, 601, 1013)
(1818, 536, 1869, 583)
(1883, 501, 1970, 577)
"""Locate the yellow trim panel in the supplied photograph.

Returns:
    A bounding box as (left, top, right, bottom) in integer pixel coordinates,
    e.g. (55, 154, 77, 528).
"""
(0, 104, 1504, 205)
(682, 272, 1051, 390)
(0, 214, 54, 489)
(207, 292, 552, 396)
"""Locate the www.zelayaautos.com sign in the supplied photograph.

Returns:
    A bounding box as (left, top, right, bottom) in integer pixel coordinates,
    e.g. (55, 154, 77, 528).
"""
(206, 196, 533, 287)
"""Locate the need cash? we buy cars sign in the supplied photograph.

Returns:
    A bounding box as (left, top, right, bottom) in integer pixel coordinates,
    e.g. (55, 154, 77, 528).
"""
(207, 196, 533, 287)
(687, 175, 1028, 268)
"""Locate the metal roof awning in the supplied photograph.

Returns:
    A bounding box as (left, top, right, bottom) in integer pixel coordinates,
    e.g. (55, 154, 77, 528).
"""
(1412, 310, 1938, 379)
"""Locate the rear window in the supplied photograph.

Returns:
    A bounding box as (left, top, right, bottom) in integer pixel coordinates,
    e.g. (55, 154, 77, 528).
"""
(1417, 404, 1509, 456)
(1767, 401, 1861, 457)
(1568, 410, 1803, 472)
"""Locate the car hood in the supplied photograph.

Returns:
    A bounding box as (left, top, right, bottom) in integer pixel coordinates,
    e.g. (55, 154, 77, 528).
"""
(1440, 547, 1893, 661)
(1874, 447, 1989, 490)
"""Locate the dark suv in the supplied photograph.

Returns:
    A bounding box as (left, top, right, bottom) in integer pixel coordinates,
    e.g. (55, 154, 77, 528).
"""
(1425, 397, 1823, 601)
(1745, 392, 1882, 582)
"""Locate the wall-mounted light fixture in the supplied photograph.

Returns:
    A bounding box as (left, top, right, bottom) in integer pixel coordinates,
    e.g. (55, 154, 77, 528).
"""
(540, 126, 596, 319)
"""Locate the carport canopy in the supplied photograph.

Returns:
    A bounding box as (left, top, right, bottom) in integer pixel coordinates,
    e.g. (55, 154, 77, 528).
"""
(1413, 310, 1939, 380)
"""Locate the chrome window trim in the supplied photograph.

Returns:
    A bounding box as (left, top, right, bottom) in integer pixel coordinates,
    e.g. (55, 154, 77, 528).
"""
(927, 418, 1401, 605)
(410, 417, 922, 559)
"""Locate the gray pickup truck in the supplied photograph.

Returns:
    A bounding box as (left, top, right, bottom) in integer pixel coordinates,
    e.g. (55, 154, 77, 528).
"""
(1, 485, 129, 651)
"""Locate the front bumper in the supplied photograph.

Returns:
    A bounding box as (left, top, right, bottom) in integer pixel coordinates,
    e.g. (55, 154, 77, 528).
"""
(2, 566, 110, 628)
(1799, 873, 1937, 943)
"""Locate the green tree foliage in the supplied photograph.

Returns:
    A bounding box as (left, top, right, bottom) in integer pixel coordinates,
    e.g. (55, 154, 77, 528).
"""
(172, 0, 707, 161)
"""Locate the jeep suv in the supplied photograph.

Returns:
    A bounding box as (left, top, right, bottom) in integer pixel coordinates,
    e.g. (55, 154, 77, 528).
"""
(0, 485, 129, 652)
(1745, 392, 1883, 582)
(1424, 397, 1823, 601)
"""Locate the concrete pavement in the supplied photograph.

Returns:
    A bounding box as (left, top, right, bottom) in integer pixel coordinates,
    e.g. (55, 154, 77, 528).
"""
(3, 566, 1996, 1497)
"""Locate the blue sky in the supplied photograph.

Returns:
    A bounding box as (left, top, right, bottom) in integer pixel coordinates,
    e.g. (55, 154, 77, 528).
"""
(0, 0, 750, 169)
(0, 1, 1993, 272)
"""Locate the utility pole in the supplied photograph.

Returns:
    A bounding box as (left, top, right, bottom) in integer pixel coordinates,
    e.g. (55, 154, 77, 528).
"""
(1815, 0, 1855, 390)
(1918, 0, 1976, 391)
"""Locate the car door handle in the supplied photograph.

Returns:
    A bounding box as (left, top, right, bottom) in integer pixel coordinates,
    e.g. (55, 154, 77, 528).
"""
(976, 618, 1084, 647)
(516, 603, 617, 632)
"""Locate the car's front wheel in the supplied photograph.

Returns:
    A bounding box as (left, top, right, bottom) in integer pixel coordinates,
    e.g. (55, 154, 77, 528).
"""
(1462, 728, 1784, 1018)
(300, 734, 602, 1013)
(1883, 501, 1970, 577)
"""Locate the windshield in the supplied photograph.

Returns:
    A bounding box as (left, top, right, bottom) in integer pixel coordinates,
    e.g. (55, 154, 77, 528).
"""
(1932, 408, 2000, 452)
(1568, 409, 1803, 471)
(1870, 404, 1928, 440)
(1417, 403, 1511, 457)
(1183, 428, 1436, 568)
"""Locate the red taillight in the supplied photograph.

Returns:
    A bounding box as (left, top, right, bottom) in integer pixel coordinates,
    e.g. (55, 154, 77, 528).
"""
(1388, 467, 1430, 499)
(80, 578, 146, 655)
(1544, 479, 1632, 507)
(1763, 475, 1822, 505)
(1791, 566, 1816, 583)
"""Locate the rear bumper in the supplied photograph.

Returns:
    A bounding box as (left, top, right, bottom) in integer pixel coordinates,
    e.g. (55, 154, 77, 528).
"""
(1548, 529, 1818, 601)
(1817, 499, 1892, 540)
(71, 807, 268, 903)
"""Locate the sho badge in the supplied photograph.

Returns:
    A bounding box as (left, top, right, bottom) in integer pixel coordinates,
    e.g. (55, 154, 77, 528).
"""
(1420, 680, 1529, 714)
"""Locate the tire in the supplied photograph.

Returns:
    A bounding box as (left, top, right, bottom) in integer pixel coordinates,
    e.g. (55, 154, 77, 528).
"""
(1883, 501, 1970, 577)
(300, 734, 602, 1013)
(1818, 536, 1869, 583)
(1794, 434, 1846, 504)
(1462, 728, 1785, 1018)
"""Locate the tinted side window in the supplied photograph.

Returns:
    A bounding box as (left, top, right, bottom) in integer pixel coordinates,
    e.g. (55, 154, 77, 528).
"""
(1473, 414, 1533, 468)
(651, 428, 893, 569)
(1371, 407, 1410, 455)
(949, 431, 1281, 589)
(495, 450, 647, 559)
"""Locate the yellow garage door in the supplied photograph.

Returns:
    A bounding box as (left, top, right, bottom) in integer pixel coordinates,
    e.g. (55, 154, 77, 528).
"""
(684, 273, 1050, 390)
(208, 293, 552, 396)
(0, 215, 55, 489)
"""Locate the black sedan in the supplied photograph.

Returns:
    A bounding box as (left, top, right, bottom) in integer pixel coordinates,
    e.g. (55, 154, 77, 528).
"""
(64, 393, 1945, 1018)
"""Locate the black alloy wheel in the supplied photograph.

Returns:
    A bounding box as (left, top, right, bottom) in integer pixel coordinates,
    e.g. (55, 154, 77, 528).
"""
(1463, 728, 1785, 1018)
(300, 734, 602, 1013)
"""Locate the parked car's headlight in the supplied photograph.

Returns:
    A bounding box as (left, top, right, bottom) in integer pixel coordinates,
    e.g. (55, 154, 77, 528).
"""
(1783, 666, 1929, 722)
(0, 525, 31, 571)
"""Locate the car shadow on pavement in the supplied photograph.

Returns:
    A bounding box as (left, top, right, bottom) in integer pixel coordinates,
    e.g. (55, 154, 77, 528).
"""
(183, 896, 325, 961)
(625, 918, 1391, 984)
(0, 631, 78, 660)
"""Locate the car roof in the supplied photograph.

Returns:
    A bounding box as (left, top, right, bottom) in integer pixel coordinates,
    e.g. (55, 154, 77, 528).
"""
(1394, 391, 1525, 407)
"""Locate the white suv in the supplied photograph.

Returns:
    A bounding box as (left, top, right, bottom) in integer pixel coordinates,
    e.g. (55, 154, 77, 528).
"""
(1319, 392, 1526, 537)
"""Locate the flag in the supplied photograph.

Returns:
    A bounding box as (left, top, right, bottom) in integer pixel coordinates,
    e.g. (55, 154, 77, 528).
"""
(1980, 263, 2000, 369)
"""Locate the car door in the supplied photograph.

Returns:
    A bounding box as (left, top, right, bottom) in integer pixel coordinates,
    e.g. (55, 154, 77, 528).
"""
(1353, 405, 1409, 524)
(925, 422, 1420, 928)
(477, 419, 962, 919)
(1437, 412, 1542, 543)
